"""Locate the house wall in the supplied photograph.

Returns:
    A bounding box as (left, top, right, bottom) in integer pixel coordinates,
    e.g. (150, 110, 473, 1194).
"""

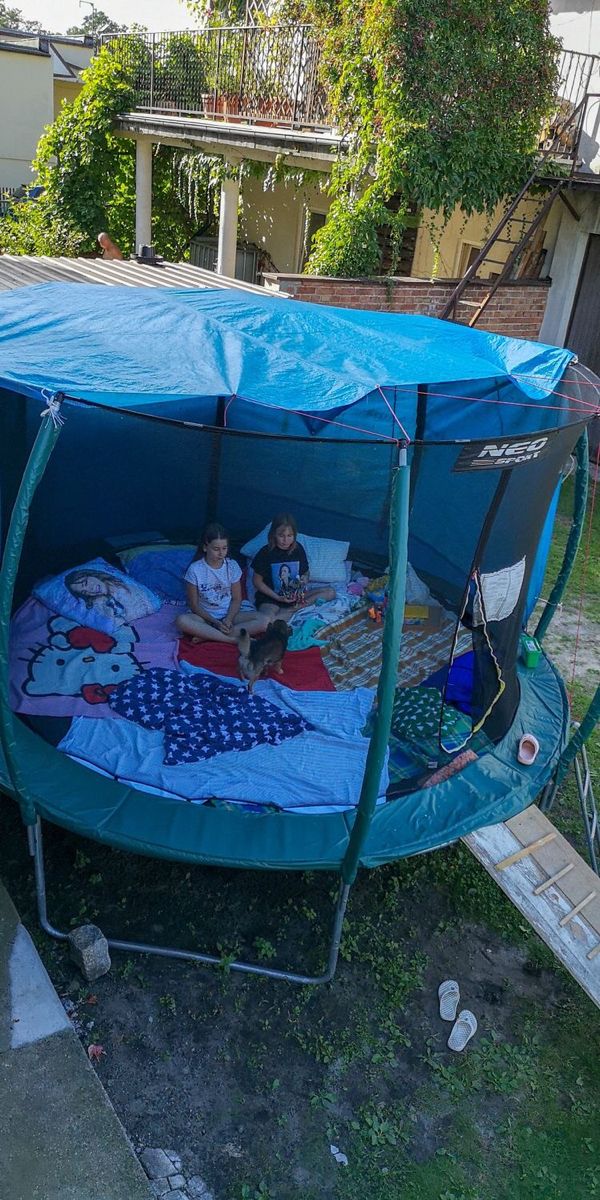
(53, 79, 81, 118)
(411, 198, 542, 280)
(239, 174, 331, 274)
(0, 49, 53, 188)
(550, 0, 600, 56)
(539, 189, 600, 345)
(263, 274, 550, 340)
(53, 41, 94, 73)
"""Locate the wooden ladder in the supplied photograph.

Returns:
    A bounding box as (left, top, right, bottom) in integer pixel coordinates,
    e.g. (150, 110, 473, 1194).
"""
(464, 805, 600, 1009)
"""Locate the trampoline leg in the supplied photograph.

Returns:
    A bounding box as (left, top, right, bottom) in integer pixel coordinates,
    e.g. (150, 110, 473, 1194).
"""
(25, 819, 351, 985)
(27, 818, 67, 942)
(105, 879, 351, 986)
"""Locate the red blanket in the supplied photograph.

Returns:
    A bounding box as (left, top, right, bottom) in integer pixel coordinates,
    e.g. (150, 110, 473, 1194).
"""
(178, 639, 334, 691)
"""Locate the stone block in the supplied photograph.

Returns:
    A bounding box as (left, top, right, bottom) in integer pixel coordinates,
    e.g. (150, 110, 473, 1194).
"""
(67, 924, 111, 982)
(169, 1175, 185, 1189)
(140, 1148, 177, 1179)
(150, 1182, 171, 1198)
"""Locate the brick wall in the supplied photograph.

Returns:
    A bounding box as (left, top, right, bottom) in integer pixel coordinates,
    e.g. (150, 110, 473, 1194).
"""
(264, 274, 551, 340)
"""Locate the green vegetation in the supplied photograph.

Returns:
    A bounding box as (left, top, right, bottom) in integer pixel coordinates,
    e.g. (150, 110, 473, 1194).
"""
(280, 0, 560, 275)
(0, 448, 598, 1199)
(0, 46, 222, 260)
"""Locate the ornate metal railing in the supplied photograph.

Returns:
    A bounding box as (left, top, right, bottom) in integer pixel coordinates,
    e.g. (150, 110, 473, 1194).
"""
(541, 48, 599, 162)
(104, 32, 598, 155)
(103, 26, 331, 131)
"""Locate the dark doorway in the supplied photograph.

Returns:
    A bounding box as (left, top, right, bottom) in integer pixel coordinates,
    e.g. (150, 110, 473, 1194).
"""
(566, 233, 600, 376)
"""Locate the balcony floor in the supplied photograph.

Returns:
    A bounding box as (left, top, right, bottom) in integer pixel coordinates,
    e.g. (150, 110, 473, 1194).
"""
(116, 112, 342, 171)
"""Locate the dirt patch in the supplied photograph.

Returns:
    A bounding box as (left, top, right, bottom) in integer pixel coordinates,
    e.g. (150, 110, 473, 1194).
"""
(0, 800, 578, 1200)
(543, 606, 600, 691)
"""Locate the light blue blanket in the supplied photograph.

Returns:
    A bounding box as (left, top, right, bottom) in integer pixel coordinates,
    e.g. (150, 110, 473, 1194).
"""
(59, 675, 387, 813)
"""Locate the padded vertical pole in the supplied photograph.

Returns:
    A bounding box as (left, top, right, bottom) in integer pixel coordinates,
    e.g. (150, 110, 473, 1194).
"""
(553, 685, 600, 791)
(0, 397, 64, 824)
(535, 428, 589, 643)
(341, 451, 410, 885)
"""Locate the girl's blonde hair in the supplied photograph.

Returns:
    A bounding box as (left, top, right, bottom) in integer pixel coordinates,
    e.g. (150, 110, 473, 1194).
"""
(268, 512, 298, 549)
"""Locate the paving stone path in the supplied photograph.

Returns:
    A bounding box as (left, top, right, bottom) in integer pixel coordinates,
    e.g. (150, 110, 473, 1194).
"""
(138, 1147, 214, 1199)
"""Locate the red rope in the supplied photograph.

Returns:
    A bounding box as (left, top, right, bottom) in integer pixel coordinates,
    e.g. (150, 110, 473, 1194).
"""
(420, 386, 599, 418)
(220, 380, 598, 439)
(569, 438, 600, 710)
(377, 386, 411, 444)
(221, 392, 402, 442)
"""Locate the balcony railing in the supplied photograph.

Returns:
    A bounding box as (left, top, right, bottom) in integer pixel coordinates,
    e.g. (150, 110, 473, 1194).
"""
(104, 26, 332, 132)
(541, 48, 600, 166)
(104, 32, 598, 168)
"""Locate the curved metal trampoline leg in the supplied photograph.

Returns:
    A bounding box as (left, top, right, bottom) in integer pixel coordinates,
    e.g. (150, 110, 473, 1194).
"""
(25, 818, 351, 985)
(27, 818, 67, 942)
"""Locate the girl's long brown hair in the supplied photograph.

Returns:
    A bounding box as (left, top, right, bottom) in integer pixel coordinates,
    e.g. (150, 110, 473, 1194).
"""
(192, 522, 229, 562)
(268, 513, 298, 549)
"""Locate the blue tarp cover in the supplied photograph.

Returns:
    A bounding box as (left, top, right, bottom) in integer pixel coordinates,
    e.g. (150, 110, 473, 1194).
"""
(0, 282, 575, 423)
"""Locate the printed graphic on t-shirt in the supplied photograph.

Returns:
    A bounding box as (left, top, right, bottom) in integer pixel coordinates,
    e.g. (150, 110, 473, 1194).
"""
(184, 558, 241, 620)
(271, 560, 304, 600)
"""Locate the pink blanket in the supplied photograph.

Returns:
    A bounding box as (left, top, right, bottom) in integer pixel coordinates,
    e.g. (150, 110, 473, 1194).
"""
(10, 597, 180, 719)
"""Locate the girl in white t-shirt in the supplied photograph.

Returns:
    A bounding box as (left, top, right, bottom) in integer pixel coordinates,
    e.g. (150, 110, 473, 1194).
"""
(176, 522, 267, 644)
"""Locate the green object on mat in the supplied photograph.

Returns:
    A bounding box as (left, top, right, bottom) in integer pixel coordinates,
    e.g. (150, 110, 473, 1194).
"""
(521, 633, 542, 669)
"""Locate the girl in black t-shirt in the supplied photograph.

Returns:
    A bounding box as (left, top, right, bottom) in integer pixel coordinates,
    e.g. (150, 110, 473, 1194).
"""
(252, 512, 335, 621)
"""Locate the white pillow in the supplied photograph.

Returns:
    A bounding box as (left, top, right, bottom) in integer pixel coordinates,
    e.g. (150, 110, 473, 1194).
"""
(241, 525, 350, 587)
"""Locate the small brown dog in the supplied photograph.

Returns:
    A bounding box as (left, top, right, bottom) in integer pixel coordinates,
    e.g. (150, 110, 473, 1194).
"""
(238, 619, 290, 692)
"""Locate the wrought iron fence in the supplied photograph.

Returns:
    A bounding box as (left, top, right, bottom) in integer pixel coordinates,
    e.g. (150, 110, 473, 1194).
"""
(541, 48, 600, 161)
(104, 31, 598, 157)
(0, 187, 21, 217)
(104, 26, 331, 131)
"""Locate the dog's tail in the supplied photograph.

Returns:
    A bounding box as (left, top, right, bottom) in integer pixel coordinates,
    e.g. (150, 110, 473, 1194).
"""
(238, 627, 251, 656)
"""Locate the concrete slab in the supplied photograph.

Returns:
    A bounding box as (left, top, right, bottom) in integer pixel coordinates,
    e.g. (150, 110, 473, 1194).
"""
(0, 882, 152, 1200)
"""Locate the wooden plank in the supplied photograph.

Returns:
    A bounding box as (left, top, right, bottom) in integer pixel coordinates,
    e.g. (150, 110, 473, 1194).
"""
(533, 863, 574, 895)
(464, 812, 600, 1011)
(559, 891, 597, 927)
(495, 832, 557, 871)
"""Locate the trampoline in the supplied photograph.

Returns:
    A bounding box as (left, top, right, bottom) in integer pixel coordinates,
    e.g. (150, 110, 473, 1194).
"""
(0, 280, 598, 983)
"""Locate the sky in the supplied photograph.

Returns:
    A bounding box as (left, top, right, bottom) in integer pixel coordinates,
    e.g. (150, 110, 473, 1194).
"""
(38, 0, 198, 34)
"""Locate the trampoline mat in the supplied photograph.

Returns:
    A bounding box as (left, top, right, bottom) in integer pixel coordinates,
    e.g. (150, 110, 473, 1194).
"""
(322, 606, 472, 691)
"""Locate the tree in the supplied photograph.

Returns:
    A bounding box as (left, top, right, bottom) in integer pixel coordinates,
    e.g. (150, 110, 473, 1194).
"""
(66, 9, 127, 36)
(284, 0, 561, 276)
(0, 45, 220, 260)
(0, 2, 40, 29)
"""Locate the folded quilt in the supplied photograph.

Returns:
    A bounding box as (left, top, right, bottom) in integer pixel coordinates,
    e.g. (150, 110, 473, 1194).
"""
(107, 667, 310, 764)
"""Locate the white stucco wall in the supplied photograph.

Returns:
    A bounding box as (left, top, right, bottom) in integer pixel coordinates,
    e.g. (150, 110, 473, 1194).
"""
(0, 49, 53, 188)
(539, 189, 600, 344)
(239, 173, 331, 273)
(550, 0, 600, 55)
(411, 197, 545, 280)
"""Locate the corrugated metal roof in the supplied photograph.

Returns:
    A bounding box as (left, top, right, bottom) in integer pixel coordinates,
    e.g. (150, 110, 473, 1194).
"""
(0, 254, 281, 296)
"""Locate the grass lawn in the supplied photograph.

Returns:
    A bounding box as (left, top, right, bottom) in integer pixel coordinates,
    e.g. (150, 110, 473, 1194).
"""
(0, 468, 598, 1199)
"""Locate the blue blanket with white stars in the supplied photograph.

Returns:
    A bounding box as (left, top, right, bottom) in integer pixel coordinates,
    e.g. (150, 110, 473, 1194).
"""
(108, 668, 310, 765)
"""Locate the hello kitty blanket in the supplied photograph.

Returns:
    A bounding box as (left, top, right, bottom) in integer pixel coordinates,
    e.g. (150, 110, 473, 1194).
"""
(9, 597, 180, 719)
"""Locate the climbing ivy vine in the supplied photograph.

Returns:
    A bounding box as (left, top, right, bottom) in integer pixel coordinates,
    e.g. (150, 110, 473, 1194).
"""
(283, 0, 561, 275)
(0, 46, 222, 259)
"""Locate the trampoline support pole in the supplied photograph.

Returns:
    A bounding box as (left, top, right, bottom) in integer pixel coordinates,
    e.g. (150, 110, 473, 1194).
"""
(0, 395, 64, 824)
(540, 684, 600, 813)
(341, 450, 410, 886)
(27, 816, 351, 985)
(535, 428, 589, 644)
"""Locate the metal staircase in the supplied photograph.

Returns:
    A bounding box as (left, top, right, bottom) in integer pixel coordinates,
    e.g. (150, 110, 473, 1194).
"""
(441, 49, 599, 327)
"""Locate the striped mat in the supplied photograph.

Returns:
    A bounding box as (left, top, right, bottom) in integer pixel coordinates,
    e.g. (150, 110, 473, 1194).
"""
(322, 606, 472, 692)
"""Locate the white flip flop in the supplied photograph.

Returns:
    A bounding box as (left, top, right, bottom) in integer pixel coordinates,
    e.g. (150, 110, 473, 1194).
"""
(438, 979, 460, 1022)
(518, 734, 540, 766)
(448, 1009, 478, 1052)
